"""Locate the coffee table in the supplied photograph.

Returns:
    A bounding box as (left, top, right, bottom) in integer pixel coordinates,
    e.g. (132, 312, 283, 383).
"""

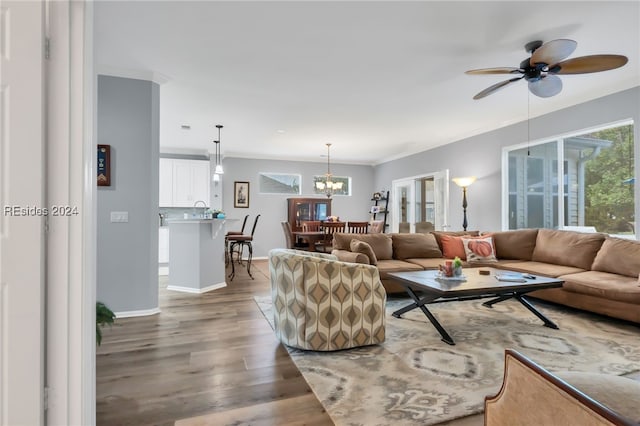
(388, 267, 564, 345)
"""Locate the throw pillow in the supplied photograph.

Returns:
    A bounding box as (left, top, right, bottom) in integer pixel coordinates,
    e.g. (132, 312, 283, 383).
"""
(439, 234, 467, 260)
(462, 236, 497, 263)
(350, 239, 378, 266)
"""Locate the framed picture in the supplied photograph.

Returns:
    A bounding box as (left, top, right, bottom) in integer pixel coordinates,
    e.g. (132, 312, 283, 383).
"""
(97, 144, 111, 186)
(234, 181, 250, 208)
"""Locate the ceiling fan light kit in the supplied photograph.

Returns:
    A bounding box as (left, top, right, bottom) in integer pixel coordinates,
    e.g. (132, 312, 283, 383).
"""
(466, 38, 628, 99)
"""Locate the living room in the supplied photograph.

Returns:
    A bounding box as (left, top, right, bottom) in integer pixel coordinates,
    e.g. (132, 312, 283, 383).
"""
(3, 1, 639, 425)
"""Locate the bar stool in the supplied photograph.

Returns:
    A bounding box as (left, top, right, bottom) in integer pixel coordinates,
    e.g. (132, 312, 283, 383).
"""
(225, 214, 249, 266)
(228, 214, 260, 281)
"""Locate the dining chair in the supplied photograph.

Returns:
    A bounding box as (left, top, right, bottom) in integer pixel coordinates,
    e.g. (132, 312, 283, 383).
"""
(315, 221, 345, 252)
(347, 221, 369, 234)
(228, 214, 260, 281)
(301, 220, 322, 232)
(281, 221, 309, 250)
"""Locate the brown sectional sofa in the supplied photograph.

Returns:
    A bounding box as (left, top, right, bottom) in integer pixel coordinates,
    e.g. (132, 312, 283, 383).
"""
(332, 229, 640, 324)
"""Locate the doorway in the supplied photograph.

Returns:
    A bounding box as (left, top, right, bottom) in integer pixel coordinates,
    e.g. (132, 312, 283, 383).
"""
(391, 170, 450, 233)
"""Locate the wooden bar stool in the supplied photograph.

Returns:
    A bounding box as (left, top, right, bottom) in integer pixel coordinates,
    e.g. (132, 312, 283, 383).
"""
(225, 214, 249, 266)
(228, 214, 260, 281)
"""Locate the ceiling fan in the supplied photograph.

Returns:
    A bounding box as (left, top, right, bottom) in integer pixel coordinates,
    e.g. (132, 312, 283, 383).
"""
(465, 39, 628, 100)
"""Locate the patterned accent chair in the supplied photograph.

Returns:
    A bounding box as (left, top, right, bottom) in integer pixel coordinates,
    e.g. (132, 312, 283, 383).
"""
(268, 248, 386, 351)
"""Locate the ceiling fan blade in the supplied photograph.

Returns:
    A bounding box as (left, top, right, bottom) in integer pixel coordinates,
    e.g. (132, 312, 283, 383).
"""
(473, 77, 523, 100)
(549, 54, 629, 74)
(530, 39, 577, 66)
(528, 74, 563, 98)
(465, 67, 521, 75)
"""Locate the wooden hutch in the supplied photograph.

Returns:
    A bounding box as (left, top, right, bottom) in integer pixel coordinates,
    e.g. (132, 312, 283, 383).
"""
(287, 198, 332, 232)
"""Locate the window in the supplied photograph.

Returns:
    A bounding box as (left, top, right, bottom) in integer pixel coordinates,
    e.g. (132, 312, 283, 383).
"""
(504, 122, 635, 239)
(258, 173, 301, 194)
(312, 175, 351, 196)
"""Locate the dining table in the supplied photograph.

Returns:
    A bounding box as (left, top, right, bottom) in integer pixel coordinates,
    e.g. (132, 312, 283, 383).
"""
(292, 231, 325, 252)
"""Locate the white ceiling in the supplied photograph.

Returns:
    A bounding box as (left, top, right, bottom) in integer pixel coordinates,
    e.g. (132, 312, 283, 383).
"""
(95, 1, 640, 165)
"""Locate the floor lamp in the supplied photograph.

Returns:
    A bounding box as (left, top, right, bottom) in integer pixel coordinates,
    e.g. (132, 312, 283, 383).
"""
(452, 176, 477, 231)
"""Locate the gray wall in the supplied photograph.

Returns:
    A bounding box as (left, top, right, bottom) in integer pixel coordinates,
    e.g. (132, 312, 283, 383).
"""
(374, 87, 640, 233)
(221, 157, 375, 257)
(97, 75, 160, 313)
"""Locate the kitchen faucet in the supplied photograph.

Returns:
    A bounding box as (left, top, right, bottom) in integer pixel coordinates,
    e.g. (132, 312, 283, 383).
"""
(193, 200, 208, 218)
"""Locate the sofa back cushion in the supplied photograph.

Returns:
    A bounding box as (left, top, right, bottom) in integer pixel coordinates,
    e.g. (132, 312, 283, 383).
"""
(532, 229, 605, 270)
(333, 233, 393, 260)
(492, 229, 539, 260)
(591, 237, 640, 278)
(391, 233, 442, 260)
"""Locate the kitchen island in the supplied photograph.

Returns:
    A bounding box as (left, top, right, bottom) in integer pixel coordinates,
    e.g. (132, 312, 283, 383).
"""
(167, 219, 237, 293)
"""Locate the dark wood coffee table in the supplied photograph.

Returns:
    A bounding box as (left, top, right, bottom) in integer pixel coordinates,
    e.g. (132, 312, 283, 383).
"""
(388, 267, 564, 345)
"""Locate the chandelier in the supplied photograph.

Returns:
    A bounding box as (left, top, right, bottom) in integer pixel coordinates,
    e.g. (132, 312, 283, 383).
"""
(315, 143, 343, 198)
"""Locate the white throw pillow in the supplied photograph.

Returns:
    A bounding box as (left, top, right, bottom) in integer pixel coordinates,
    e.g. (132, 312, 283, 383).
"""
(462, 236, 497, 263)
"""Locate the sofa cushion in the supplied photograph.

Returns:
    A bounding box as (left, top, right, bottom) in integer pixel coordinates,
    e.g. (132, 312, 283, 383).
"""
(404, 257, 444, 269)
(500, 261, 585, 277)
(491, 229, 539, 260)
(333, 233, 394, 260)
(560, 271, 640, 304)
(532, 229, 605, 270)
(392, 233, 442, 260)
(462, 236, 497, 263)
(350, 239, 377, 265)
(591, 237, 640, 278)
(376, 259, 423, 280)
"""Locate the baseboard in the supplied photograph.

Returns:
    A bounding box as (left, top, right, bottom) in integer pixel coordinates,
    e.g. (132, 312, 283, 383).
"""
(167, 282, 226, 294)
(115, 307, 161, 318)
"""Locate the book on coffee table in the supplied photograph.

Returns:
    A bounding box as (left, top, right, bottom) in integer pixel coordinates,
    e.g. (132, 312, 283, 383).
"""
(495, 272, 528, 282)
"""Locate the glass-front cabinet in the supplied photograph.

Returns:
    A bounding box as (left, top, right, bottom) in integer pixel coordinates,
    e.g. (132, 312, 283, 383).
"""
(287, 198, 332, 232)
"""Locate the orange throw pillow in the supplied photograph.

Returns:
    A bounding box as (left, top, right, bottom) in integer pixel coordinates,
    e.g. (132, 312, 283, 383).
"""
(440, 234, 467, 259)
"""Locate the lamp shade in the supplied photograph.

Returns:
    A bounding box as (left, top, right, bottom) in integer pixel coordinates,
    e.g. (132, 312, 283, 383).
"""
(452, 176, 477, 187)
(214, 164, 224, 175)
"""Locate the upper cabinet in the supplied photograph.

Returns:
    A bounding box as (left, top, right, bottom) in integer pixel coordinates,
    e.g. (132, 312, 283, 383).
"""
(160, 158, 210, 207)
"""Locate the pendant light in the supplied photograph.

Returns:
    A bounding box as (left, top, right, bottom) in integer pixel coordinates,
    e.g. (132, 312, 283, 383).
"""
(214, 124, 224, 175)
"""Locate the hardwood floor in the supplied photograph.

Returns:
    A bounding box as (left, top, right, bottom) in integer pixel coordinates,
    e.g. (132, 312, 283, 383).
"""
(96, 260, 332, 426)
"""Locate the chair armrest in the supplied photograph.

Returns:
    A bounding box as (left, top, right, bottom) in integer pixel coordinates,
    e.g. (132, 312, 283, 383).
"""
(485, 349, 635, 426)
(332, 249, 370, 264)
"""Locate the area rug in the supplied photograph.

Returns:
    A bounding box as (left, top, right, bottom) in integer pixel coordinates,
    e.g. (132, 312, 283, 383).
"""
(255, 295, 640, 425)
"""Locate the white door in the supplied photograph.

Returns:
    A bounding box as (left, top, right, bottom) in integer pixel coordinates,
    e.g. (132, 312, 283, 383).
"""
(392, 179, 415, 233)
(0, 1, 46, 423)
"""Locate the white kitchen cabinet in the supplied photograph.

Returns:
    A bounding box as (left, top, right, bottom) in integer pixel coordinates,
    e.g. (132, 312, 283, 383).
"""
(159, 158, 210, 207)
(158, 227, 170, 263)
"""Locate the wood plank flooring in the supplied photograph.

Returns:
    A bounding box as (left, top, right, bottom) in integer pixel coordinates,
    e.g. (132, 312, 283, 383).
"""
(96, 260, 332, 426)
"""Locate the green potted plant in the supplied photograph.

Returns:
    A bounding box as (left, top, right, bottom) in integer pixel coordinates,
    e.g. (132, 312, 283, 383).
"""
(453, 256, 463, 277)
(96, 301, 116, 346)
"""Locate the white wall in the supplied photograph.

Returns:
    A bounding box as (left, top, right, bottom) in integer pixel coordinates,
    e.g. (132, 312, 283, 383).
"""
(97, 75, 160, 313)
(221, 157, 375, 257)
(374, 87, 640, 233)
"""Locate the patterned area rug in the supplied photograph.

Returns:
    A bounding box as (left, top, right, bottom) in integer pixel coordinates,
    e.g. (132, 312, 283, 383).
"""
(255, 295, 640, 425)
